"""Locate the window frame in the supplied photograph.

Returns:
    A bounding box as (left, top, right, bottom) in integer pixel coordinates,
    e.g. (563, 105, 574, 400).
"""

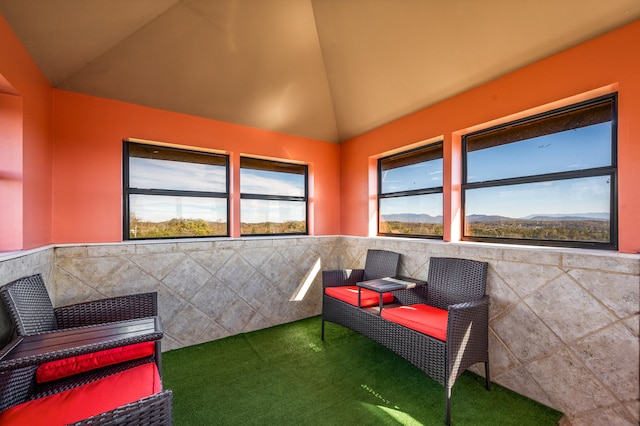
(123, 141, 230, 240)
(377, 142, 444, 239)
(239, 156, 309, 236)
(461, 94, 618, 250)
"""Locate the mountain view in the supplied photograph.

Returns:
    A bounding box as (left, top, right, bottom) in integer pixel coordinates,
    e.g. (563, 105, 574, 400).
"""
(380, 212, 610, 242)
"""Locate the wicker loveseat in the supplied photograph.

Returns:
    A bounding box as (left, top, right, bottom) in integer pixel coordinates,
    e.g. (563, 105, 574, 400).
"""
(321, 249, 401, 339)
(0, 274, 172, 425)
(322, 253, 490, 425)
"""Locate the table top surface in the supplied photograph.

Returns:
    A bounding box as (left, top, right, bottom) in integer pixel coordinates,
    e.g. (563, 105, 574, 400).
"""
(0, 316, 162, 370)
(357, 276, 425, 292)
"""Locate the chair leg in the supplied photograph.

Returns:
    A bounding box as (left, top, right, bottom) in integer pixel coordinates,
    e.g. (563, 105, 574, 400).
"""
(485, 361, 491, 390)
(445, 387, 451, 425)
(321, 316, 325, 341)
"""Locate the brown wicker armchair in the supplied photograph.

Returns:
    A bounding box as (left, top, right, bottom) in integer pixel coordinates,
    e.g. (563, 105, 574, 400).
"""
(0, 274, 161, 373)
(0, 340, 172, 425)
(321, 249, 401, 339)
(0, 274, 172, 425)
(0, 274, 158, 334)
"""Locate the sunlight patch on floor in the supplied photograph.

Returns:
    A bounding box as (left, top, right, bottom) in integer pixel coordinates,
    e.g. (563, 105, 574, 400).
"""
(359, 383, 424, 425)
(376, 405, 424, 425)
(308, 342, 322, 352)
(359, 401, 424, 426)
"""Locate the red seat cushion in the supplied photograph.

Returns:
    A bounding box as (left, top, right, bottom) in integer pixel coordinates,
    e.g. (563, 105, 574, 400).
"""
(36, 341, 156, 383)
(381, 304, 448, 341)
(0, 362, 162, 426)
(325, 286, 395, 307)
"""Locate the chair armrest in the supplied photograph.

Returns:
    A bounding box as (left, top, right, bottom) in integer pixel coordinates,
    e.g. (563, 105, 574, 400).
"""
(0, 317, 162, 372)
(322, 269, 365, 288)
(54, 292, 158, 329)
(0, 337, 33, 412)
(446, 296, 489, 380)
(447, 296, 489, 338)
(69, 390, 173, 426)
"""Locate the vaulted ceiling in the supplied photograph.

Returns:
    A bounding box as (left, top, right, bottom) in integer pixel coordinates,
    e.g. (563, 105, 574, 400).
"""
(1, 1, 638, 143)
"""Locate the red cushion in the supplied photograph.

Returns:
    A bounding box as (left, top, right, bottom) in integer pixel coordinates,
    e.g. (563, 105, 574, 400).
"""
(381, 304, 448, 341)
(36, 341, 155, 383)
(0, 363, 162, 426)
(325, 286, 395, 307)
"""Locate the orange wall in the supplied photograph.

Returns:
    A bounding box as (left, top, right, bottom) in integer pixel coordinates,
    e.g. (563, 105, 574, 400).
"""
(52, 91, 341, 243)
(340, 20, 640, 254)
(2, 12, 639, 252)
(0, 14, 54, 250)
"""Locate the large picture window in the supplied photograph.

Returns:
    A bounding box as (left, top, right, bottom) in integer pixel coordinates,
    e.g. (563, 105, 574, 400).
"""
(378, 143, 443, 237)
(462, 94, 617, 249)
(240, 157, 307, 235)
(123, 142, 229, 239)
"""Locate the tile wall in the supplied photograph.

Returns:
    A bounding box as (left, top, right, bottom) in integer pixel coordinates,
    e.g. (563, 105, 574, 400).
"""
(0, 236, 637, 425)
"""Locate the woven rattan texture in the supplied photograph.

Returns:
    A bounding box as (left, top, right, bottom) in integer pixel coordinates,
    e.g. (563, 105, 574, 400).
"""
(427, 257, 488, 310)
(0, 365, 37, 412)
(0, 274, 159, 335)
(0, 274, 171, 423)
(321, 269, 365, 288)
(322, 255, 489, 424)
(0, 274, 58, 334)
(0, 361, 171, 424)
(70, 390, 173, 426)
(55, 292, 158, 329)
(362, 249, 401, 280)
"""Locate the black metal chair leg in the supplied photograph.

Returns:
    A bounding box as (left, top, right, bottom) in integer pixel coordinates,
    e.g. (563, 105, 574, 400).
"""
(445, 387, 451, 425)
(485, 361, 491, 390)
(321, 317, 325, 341)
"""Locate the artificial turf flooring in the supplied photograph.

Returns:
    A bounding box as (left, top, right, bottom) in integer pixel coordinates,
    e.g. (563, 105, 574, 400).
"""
(162, 316, 563, 425)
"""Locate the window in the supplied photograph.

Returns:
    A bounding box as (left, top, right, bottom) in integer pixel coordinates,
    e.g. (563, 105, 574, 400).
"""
(378, 143, 443, 237)
(240, 157, 307, 235)
(123, 142, 229, 239)
(462, 94, 617, 249)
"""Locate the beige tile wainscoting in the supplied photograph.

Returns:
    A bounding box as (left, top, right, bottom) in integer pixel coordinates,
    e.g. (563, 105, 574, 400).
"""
(0, 236, 638, 426)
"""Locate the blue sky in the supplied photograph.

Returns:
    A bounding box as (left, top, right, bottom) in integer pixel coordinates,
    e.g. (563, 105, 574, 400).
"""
(466, 123, 611, 183)
(381, 159, 443, 194)
(130, 158, 305, 223)
(131, 122, 611, 223)
(380, 123, 612, 218)
(130, 157, 226, 192)
(466, 123, 612, 217)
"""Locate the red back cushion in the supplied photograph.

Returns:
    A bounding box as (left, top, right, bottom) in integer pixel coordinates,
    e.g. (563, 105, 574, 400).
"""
(0, 362, 162, 426)
(381, 304, 448, 341)
(325, 286, 395, 307)
(36, 341, 155, 383)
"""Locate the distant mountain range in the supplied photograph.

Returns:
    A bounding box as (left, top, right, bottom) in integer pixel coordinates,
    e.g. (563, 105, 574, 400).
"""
(381, 212, 608, 223)
(381, 213, 443, 223)
(521, 212, 609, 220)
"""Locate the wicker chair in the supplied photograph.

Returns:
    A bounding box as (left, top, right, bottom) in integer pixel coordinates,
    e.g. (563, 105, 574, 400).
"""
(0, 340, 172, 425)
(323, 256, 489, 425)
(0, 274, 172, 425)
(0, 274, 158, 334)
(0, 274, 162, 374)
(321, 249, 401, 339)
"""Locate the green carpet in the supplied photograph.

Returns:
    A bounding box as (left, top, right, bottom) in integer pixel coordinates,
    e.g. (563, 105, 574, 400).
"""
(162, 316, 562, 425)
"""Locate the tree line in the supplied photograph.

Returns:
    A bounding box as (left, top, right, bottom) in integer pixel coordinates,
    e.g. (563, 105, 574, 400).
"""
(380, 219, 608, 242)
(129, 216, 305, 238)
